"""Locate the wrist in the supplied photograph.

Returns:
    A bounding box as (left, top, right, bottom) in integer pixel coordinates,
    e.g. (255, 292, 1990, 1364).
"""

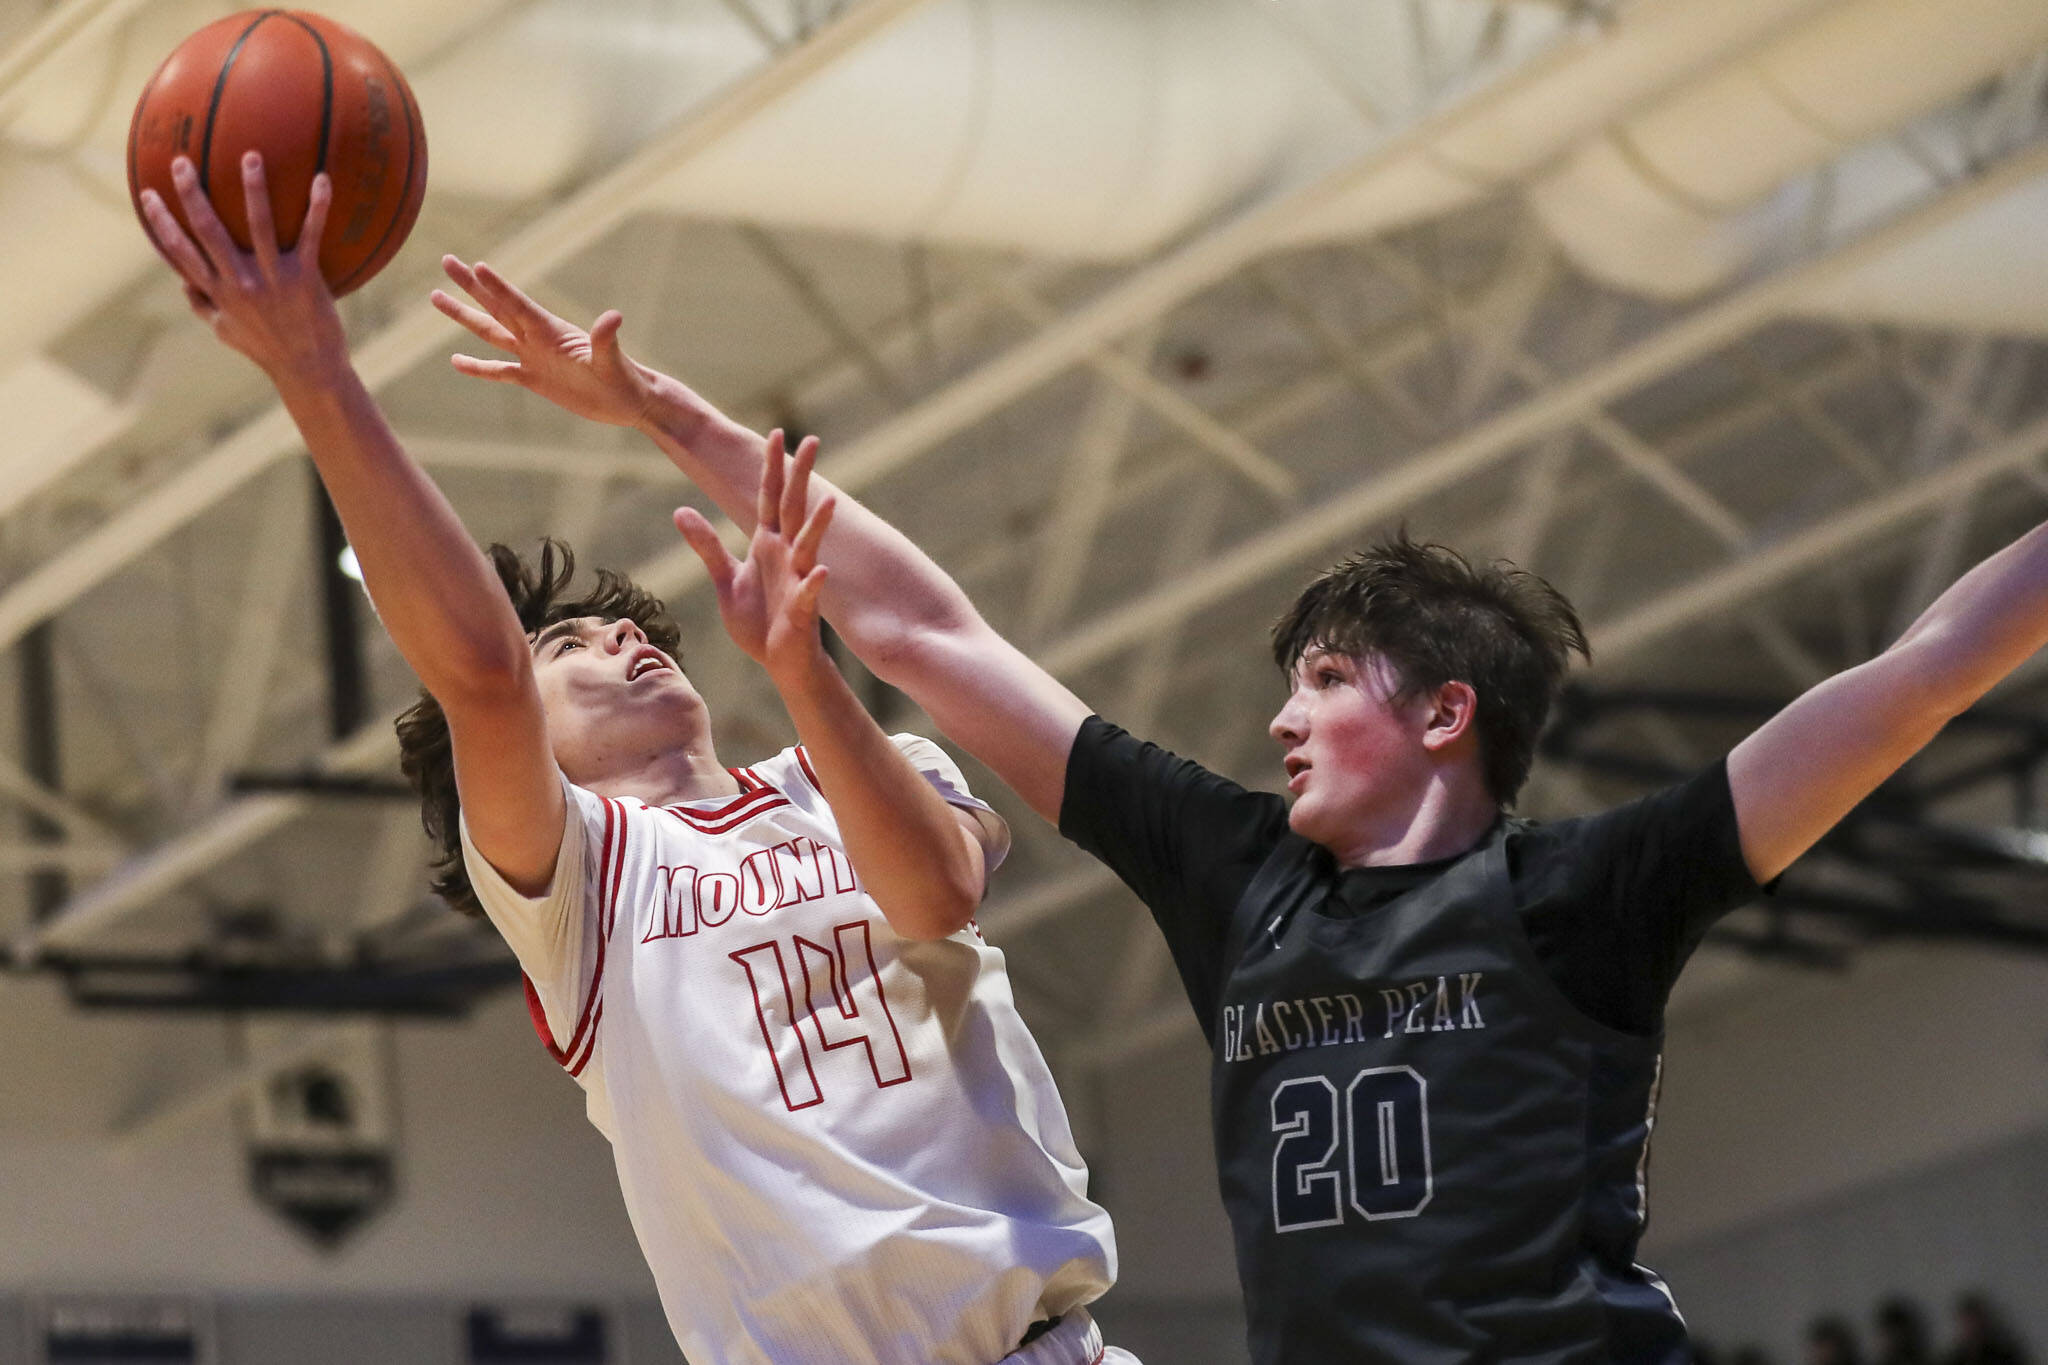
(267, 343, 360, 407)
(635, 369, 720, 446)
(763, 638, 840, 702)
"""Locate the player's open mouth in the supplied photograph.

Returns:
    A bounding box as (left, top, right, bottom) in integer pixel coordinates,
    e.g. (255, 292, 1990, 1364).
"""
(628, 651, 669, 681)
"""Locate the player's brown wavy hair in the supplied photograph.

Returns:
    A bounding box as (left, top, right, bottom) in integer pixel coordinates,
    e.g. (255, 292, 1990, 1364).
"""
(395, 539, 684, 919)
(1270, 533, 1588, 807)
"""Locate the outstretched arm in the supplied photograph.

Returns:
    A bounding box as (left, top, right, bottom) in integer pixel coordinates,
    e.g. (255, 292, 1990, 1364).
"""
(679, 435, 988, 939)
(1729, 520, 2048, 883)
(431, 258, 1089, 823)
(142, 159, 564, 894)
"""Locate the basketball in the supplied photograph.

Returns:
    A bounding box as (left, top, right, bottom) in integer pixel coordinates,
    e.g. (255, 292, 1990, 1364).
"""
(127, 9, 427, 295)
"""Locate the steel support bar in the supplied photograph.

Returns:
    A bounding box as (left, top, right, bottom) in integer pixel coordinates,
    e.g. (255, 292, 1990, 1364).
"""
(0, 0, 152, 123)
(399, 433, 681, 482)
(739, 223, 908, 406)
(638, 0, 1842, 567)
(0, 0, 941, 654)
(1034, 142, 2048, 678)
(111, 1024, 355, 1155)
(0, 843, 120, 875)
(18, 718, 399, 955)
(0, 752, 122, 846)
(1021, 328, 1157, 645)
(1592, 409, 2048, 661)
(626, 222, 1580, 604)
(19, 794, 307, 954)
(981, 272, 1299, 500)
(185, 470, 310, 810)
(0, 0, 1966, 950)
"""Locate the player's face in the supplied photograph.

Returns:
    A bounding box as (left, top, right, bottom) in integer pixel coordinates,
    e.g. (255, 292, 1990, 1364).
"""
(529, 615, 710, 782)
(1268, 648, 1436, 854)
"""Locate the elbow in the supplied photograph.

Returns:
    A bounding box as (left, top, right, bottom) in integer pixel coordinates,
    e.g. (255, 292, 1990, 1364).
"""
(860, 611, 982, 692)
(883, 872, 984, 943)
(1883, 632, 1984, 725)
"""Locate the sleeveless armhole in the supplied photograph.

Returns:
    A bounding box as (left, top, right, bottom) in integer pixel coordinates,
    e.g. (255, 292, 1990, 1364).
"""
(525, 793, 630, 1077)
(462, 782, 629, 1078)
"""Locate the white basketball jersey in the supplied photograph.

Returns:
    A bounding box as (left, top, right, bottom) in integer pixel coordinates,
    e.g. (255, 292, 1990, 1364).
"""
(461, 736, 1116, 1365)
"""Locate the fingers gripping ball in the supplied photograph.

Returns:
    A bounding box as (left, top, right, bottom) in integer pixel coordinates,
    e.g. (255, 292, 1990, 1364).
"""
(127, 9, 427, 294)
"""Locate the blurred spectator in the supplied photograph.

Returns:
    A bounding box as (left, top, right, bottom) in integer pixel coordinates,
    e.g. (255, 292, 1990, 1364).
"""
(1877, 1298, 1933, 1365)
(1810, 1317, 1865, 1365)
(1944, 1294, 2026, 1365)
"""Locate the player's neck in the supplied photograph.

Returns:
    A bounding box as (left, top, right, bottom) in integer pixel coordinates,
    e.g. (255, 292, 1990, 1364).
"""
(1328, 773, 1499, 871)
(581, 740, 743, 808)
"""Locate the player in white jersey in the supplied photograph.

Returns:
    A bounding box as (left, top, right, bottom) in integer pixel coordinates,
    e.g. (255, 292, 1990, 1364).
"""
(140, 156, 1137, 1365)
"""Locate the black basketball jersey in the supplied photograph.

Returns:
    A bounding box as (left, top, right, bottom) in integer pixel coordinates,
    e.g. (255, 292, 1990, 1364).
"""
(1212, 824, 1684, 1364)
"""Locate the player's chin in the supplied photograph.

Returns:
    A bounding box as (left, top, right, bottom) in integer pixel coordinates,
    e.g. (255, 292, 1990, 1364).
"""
(1284, 795, 1327, 842)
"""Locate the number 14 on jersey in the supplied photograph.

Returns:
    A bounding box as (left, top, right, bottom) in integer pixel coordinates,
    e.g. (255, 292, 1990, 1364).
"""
(731, 920, 914, 1112)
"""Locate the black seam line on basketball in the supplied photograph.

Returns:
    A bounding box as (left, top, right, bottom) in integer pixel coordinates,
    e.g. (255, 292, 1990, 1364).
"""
(276, 12, 334, 178)
(198, 11, 282, 191)
(335, 46, 418, 292)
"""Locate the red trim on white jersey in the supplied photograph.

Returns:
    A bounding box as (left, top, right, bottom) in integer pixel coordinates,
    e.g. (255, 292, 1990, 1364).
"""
(793, 746, 824, 795)
(661, 776, 789, 835)
(567, 1000, 602, 1077)
(526, 795, 626, 1074)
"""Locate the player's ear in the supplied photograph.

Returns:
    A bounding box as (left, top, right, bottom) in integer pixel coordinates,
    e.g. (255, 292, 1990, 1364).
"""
(1420, 680, 1478, 753)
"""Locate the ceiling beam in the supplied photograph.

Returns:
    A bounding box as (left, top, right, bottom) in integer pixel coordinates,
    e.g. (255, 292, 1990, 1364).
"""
(0, 0, 152, 125)
(0, 753, 123, 848)
(399, 434, 683, 483)
(0, 0, 942, 656)
(620, 0, 1844, 598)
(1591, 407, 2048, 663)
(3, 0, 1986, 953)
(185, 468, 309, 812)
(1020, 327, 1157, 646)
(980, 272, 1299, 500)
(1032, 140, 2048, 679)
(15, 719, 397, 956)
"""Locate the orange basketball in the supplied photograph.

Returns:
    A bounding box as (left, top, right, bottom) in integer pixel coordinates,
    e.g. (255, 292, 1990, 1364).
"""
(127, 9, 428, 296)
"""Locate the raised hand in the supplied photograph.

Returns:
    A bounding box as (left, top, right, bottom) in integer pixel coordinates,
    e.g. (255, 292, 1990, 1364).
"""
(674, 430, 837, 679)
(432, 256, 661, 430)
(137, 152, 345, 383)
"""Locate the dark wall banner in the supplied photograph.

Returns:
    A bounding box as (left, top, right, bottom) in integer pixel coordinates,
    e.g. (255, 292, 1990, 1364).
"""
(239, 1023, 398, 1251)
(467, 1305, 608, 1364)
(38, 1295, 211, 1364)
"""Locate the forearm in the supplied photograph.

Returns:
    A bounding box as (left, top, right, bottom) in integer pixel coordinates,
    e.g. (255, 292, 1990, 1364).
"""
(1729, 518, 2048, 882)
(273, 361, 532, 702)
(640, 376, 1088, 821)
(768, 648, 984, 940)
(634, 376, 980, 652)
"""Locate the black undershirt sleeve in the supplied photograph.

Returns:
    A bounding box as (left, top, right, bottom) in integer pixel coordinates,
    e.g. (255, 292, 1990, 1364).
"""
(1059, 716, 1291, 1024)
(1510, 758, 1766, 1036)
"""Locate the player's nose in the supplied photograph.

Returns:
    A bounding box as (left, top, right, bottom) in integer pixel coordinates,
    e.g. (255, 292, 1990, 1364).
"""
(1269, 692, 1306, 746)
(603, 617, 645, 652)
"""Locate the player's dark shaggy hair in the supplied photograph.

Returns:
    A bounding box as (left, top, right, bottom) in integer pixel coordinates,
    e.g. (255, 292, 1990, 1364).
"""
(1269, 533, 1588, 807)
(394, 539, 684, 919)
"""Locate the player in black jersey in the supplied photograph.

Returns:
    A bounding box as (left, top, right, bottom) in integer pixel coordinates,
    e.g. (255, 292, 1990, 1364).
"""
(432, 265, 2048, 1364)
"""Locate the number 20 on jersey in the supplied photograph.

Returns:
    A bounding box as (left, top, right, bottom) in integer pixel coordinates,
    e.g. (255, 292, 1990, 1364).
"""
(1272, 1065, 1433, 1233)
